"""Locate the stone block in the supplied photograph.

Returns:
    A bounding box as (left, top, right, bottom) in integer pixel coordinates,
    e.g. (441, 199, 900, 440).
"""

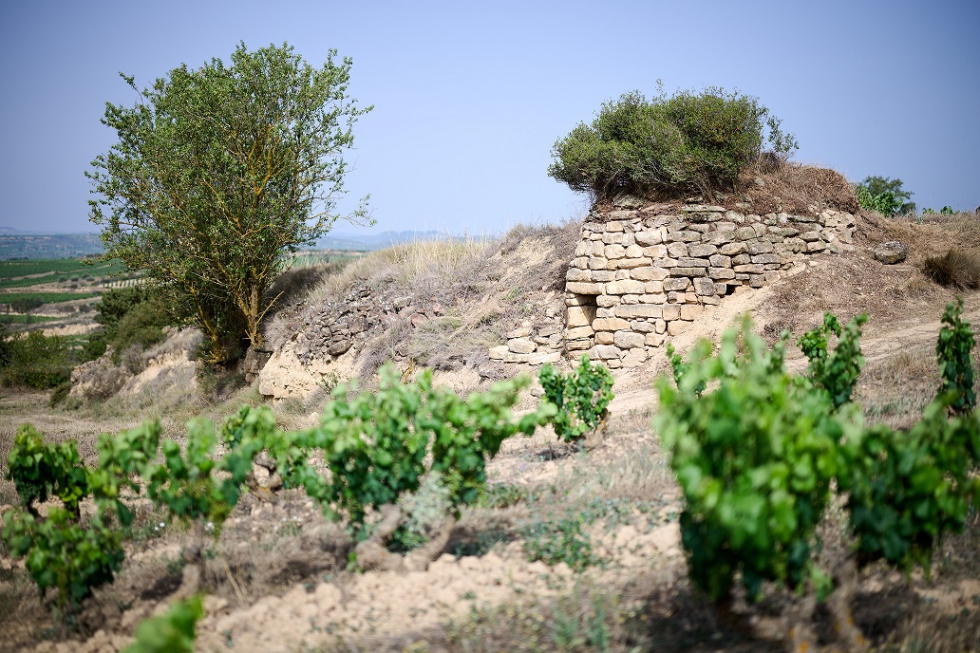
(508, 338, 536, 354)
(751, 253, 783, 265)
(640, 293, 667, 303)
(736, 227, 757, 240)
(596, 307, 614, 318)
(621, 294, 640, 304)
(593, 317, 631, 331)
(614, 330, 646, 349)
(489, 345, 508, 360)
(708, 267, 736, 280)
(622, 232, 636, 246)
(667, 242, 689, 257)
(564, 326, 595, 340)
(565, 268, 592, 282)
(605, 280, 645, 295)
(669, 267, 707, 277)
(591, 270, 615, 282)
(507, 324, 532, 338)
(747, 240, 774, 255)
(528, 351, 562, 365)
(655, 319, 667, 334)
(604, 244, 626, 259)
(709, 254, 732, 267)
(663, 277, 690, 291)
(604, 220, 625, 232)
(662, 304, 681, 321)
(595, 331, 615, 345)
(732, 253, 751, 265)
(595, 294, 620, 307)
(588, 257, 607, 270)
(719, 242, 747, 256)
(614, 304, 663, 319)
(643, 280, 665, 293)
(688, 243, 718, 257)
(643, 244, 669, 258)
(653, 257, 679, 268)
(566, 338, 592, 351)
(602, 233, 624, 245)
(693, 278, 715, 296)
(631, 320, 655, 333)
(614, 269, 632, 280)
(678, 257, 710, 267)
(566, 282, 603, 295)
(591, 345, 623, 360)
(569, 256, 589, 269)
(733, 264, 765, 274)
(645, 332, 666, 347)
(626, 244, 645, 258)
(612, 257, 650, 269)
(749, 274, 766, 288)
(634, 230, 663, 246)
(807, 241, 826, 253)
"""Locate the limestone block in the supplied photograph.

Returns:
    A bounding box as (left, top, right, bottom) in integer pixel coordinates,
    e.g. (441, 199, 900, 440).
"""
(677, 257, 710, 267)
(613, 257, 650, 269)
(621, 294, 640, 304)
(634, 230, 663, 246)
(507, 324, 532, 338)
(669, 267, 707, 277)
(595, 331, 615, 345)
(800, 231, 822, 242)
(596, 307, 614, 318)
(614, 269, 632, 280)
(663, 278, 690, 292)
(732, 253, 751, 265)
(662, 304, 681, 321)
(709, 254, 732, 267)
(719, 242, 747, 256)
(725, 211, 746, 223)
(807, 241, 827, 253)
(687, 223, 712, 233)
(489, 345, 508, 360)
(528, 352, 562, 365)
(591, 345, 623, 360)
(645, 332, 666, 347)
(569, 256, 589, 269)
(607, 359, 623, 368)
(565, 326, 595, 340)
(631, 321, 655, 333)
(615, 304, 663, 319)
(653, 257, 679, 268)
(605, 280, 645, 295)
(602, 233, 624, 245)
(596, 294, 620, 307)
(702, 294, 721, 306)
(591, 270, 616, 282)
(604, 244, 626, 259)
(566, 268, 592, 282)
(593, 317, 631, 331)
(614, 330, 646, 349)
(688, 243, 718, 258)
(622, 232, 636, 247)
(626, 244, 645, 258)
(643, 280, 665, 294)
(747, 240, 774, 255)
(566, 338, 592, 351)
(641, 293, 667, 304)
(566, 282, 604, 295)
(751, 253, 783, 265)
(667, 242, 689, 257)
(630, 267, 658, 281)
(708, 267, 736, 280)
(638, 245, 666, 261)
(733, 264, 765, 274)
(667, 321, 690, 336)
(749, 274, 766, 288)
(693, 278, 715, 296)
(736, 227, 757, 240)
(588, 257, 607, 270)
(566, 294, 592, 306)
(502, 352, 534, 363)
(715, 221, 737, 232)
(508, 338, 536, 354)
(655, 319, 667, 334)
(769, 227, 799, 237)
(605, 220, 625, 232)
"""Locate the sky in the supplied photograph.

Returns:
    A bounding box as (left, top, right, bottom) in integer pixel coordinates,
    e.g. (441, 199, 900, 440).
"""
(1, 0, 978, 237)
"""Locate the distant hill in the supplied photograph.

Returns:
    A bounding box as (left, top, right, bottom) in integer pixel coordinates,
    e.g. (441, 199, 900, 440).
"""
(0, 233, 105, 259)
(314, 230, 459, 251)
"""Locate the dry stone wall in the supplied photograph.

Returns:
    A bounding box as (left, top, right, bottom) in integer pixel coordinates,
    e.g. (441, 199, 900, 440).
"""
(564, 204, 856, 367)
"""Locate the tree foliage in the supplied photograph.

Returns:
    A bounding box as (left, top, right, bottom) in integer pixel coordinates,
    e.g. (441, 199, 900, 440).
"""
(855, 175, 915, 216)
(88, 43, 371, 363)
(548, 87, 797, 201)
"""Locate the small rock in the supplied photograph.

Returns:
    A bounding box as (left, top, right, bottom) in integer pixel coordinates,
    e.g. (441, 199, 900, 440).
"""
(873, 241, 908, 265)
(507, 338, 536, 354)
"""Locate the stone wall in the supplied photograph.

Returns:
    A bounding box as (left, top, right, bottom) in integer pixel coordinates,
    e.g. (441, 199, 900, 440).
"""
(563, 204, 856, 367)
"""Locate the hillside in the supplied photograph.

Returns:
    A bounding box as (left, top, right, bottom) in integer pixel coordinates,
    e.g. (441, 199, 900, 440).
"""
(2, 188, 980, 653)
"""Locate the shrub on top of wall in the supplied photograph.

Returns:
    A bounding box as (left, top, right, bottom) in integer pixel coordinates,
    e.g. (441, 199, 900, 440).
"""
(548, 87, 798, 202)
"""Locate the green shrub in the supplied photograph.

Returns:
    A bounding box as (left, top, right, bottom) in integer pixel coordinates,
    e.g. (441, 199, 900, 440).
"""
(92, 286, 174, 363)
(548, 88, 797, 201)
(935, 298, 976, 415)
(539, 355, 615, 443)
(123, 596, 203, 653)
(798, 313, 868, 408)
(0, 330, 74, 389)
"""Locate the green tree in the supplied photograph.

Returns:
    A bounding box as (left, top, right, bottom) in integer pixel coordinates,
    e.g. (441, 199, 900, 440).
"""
(88, 43, 371, 363)
(855, 175, 915, 216)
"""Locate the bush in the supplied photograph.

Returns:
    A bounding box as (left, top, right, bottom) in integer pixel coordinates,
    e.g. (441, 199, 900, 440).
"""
(922, 249, 980, 289)
(92, 286, 174, 363)
(539, 355, 615, 443)
(548, 88, 797, 201)
(0, 330, 74, 390)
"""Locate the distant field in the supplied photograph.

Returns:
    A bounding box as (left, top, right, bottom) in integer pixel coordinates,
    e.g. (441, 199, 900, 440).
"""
(0, 314, 58, 324)
(0, 291, 99, 306)
(0, 258, 126, 280)
(290, 250, 364, 269)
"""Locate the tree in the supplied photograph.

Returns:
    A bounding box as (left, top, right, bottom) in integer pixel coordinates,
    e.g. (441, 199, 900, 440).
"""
(88, 43, 371, 363)
(855, 175, 915, 216)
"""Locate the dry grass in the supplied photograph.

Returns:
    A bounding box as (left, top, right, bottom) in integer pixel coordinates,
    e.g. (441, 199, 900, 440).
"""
(923, 248, 980, 290)
(740, 162, 860, 216)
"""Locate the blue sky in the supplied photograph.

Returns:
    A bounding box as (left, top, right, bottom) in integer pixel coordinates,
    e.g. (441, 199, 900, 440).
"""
(1, 0, 977, 236)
